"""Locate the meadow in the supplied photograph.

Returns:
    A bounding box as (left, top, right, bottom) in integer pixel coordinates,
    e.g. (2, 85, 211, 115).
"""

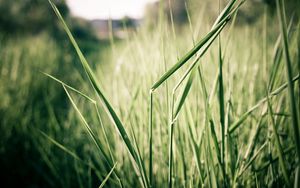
(0, 0, 299, 187)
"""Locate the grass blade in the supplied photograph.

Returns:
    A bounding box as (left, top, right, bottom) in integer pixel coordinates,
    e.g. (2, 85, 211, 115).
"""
(99, 163, 118, 188)
(218, 36, 225, 170)
(151, 0, 242, 90)
(40, 130, 89, 166)
(174, 68, 196, 118)
(62, 85, 112, 166)
(48, 1, 149, 186)
(148, 91, 153, 187)
(276, 0, 300, 170)
(238, 141, 267, 178)
(266, 92, 290, 185)
(43, 72, 96, 103)
(229, 74, 299, 133)
(268, 16, 294, 91)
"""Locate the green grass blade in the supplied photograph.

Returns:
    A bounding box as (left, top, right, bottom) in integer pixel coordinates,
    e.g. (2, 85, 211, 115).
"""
(62, 85, 112, 166)
(218, 37, 225, 168)
(148, 91, 153, 187)
(129, 123, 148, 188)
(40, 130, 88, 166)
(276, 0, 300, 169)
(44, 72, 116, 165)
(209, 69, 220, 105)
(268, 16, 294, 91)
(48, 1, 148, 186)
(174, 68, 196, 118)
(170, 25, 223, 97)
(43, 72, 96, 103)
(186, 115, 204, 184)
(151, 0, 242, 90)
(99, 163, 118, 188)
(238, 141, 267, 178)
(168, 121, 175, 188)
(124, 86, 141, 123)
(212, 0, 238, 28)
(151, 21, 225, 90)
(255, 146, 294, 172)
(40, 130, 118, 185)
(198, 66, 226, 183)
(242, 116, 264, 163)
(229, 74, 299, 133)
(266, 92, 290, 185)
(167, 66, 195, 188)
(94, 104, 115, 163)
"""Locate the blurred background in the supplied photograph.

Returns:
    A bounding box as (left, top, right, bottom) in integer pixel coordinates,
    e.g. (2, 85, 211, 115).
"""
(0, 0, 299, 187)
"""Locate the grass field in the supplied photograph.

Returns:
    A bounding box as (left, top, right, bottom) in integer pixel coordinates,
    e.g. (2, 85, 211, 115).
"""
(0, 0, 299, 187)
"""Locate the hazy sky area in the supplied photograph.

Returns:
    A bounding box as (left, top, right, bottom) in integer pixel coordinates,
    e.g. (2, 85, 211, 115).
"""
(66, 0, 158, 20)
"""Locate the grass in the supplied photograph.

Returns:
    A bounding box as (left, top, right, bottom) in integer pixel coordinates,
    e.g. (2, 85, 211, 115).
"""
(0, 0, 299, 187)
(46, 0, 300, 186)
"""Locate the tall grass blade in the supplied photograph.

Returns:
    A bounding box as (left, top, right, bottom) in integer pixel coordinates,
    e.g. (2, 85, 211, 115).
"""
(276, 0, 300, 171)
(148, 91, 153, 187)
(198, 66, 226, 183)
(218, 35, 225, 171)
(48, 1, 149, 186)
(62, 85, 112, 166)
(268, 17, 294, 91)
(174, 68, 196, 118)
(168, 121, 175, 188)
(186, 114, 204, 184)
(266, 92, 290, 185)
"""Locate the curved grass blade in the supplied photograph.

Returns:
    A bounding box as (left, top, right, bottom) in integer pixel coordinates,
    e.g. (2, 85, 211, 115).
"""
(44, 73, 116, 164)
(151, 0, 245, 91)
(151, 3, 236, 90)
(48, 1, 149, 186)
(43, 72, 96, 103)
(151, 21, 225, 90)
(62, 85, 112, 167)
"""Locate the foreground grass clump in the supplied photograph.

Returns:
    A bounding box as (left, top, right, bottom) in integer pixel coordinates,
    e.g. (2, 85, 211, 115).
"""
(3, 0, 297, 187)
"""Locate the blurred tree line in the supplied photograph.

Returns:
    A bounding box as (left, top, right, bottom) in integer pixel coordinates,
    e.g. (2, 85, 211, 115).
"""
(144, 0, 300, 27)
(0, 0, 68, 35)
(0, 0, 98, 47)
